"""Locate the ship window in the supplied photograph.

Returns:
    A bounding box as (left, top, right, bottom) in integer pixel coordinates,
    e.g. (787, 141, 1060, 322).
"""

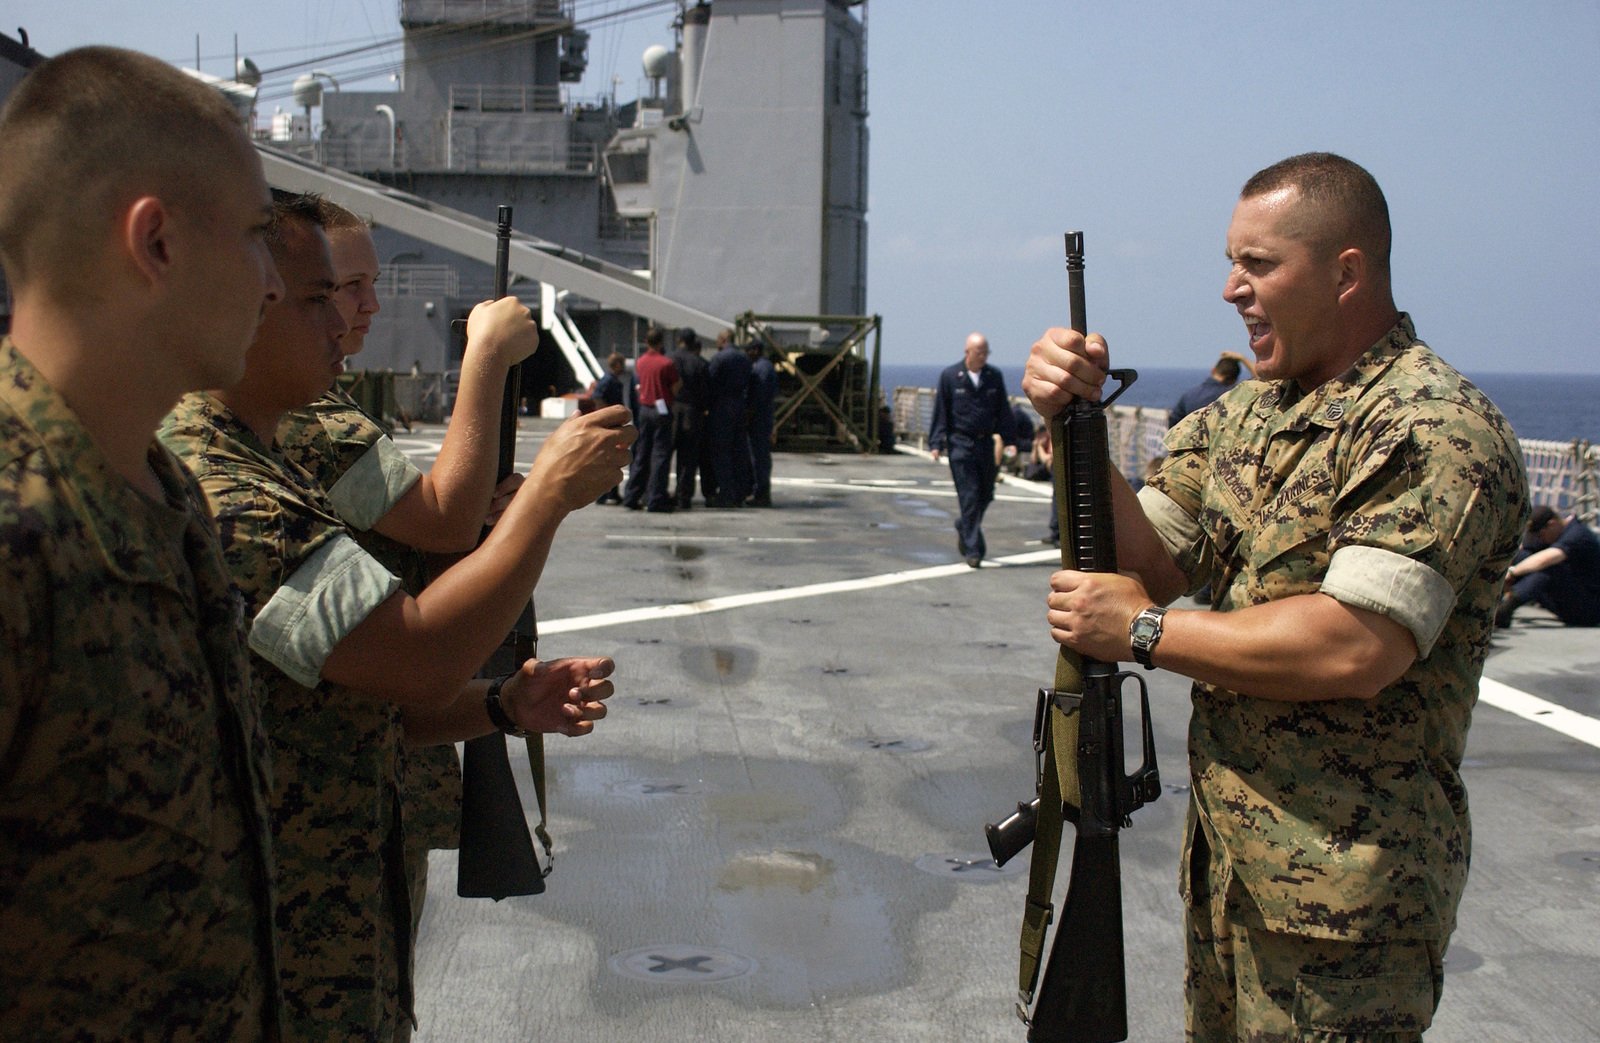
(608, 150, 649, 186)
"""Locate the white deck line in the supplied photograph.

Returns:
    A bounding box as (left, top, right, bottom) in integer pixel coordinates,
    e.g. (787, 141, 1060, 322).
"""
(540, 554, 1600, 751)
(1477, 676, 1600, 750)
(769, 475, 1046, 504)
(536, 548, 1059, 635)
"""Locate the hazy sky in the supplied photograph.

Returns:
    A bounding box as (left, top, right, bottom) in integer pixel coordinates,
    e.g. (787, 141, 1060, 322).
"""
(9, 1, 1598, 373)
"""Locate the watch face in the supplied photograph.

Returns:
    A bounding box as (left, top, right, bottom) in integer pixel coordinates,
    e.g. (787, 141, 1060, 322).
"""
(1131, 617, 1157, 643)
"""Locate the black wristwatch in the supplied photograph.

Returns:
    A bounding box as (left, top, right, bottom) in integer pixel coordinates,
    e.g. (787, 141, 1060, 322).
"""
(484, 674, 529, 738)
(1128, 606, 1167, 670)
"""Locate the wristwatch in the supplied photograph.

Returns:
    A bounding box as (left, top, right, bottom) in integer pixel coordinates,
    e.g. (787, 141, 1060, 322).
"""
(484, 674, 530, 738)
(1128, 606, 1167, 670)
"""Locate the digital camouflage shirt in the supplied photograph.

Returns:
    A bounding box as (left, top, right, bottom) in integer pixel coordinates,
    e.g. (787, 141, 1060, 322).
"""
(278, 388, 461, 856)
(162, 392, 414, 1040)
(0, 340, 281, 1040)
(1139, 316, 1529, 943)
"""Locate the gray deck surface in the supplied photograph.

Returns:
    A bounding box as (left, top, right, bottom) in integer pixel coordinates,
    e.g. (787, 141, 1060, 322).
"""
(391, 419, 1600, 1042)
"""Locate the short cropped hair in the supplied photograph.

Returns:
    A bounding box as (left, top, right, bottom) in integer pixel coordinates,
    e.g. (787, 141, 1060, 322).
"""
(315, 198, 373, 234)
(644, 327, 665, 349)
(1528, 505, 1560, 532)
(266, 192, 327, 256)
(0, 46, 251, 289)
(1241, 152, 1391, 281)
(1215, 356, 1241, 382)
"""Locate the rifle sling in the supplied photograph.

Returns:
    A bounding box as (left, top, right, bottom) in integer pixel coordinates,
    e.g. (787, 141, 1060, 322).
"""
(1017, 415, 1091, 1006)
(1018, 704, 1065, 1003)
(526, 732, 551, 856)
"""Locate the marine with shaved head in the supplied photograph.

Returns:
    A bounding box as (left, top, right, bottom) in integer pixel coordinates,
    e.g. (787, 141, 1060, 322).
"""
(0, 46, 285, 1039)
(1024, 153, 1528, 1040)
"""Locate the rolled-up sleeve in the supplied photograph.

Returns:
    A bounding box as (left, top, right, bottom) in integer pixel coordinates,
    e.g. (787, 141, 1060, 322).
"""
(249, 532, 399, 688)
(1138, 484, 1207, 579)
(1322, 545, 1455, 658)
(1324, 401, 1526, 658)
(325, 437, 420, 531)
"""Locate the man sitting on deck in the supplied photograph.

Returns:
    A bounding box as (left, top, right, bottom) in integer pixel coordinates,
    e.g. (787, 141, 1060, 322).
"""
(1497, 504, 1600, 627)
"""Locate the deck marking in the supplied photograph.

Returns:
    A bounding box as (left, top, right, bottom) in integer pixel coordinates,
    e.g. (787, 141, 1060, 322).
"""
(1478, 677, 1600, 750)
(604, 534, 817, 544)
(771, 475, 1042, 503)
(538, 548, 1058, 635)
(609, 945, 755, 984)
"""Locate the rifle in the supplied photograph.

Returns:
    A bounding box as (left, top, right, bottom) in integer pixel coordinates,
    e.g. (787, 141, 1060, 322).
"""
(985, 232, 1160, 1042)
(456, 204, 552, 899)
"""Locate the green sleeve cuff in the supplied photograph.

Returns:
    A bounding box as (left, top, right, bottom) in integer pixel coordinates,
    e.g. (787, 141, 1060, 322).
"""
(1137, 485, 1206, 576)
(1322, 545, 1455, 659)
(325, 437, 421, 531)
(248, 532, 400, 687)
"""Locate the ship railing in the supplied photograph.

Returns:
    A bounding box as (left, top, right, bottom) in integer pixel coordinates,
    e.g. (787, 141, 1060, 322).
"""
(317, 134, 594, 175)
(317, 139, 410, 173)
(1521, 438, 1600, 527)
(376, 265, 460, 299)
(447, 139, 597, 175)
(401, 0, 568, 28)
(892, 386, 1600, 527)
(891, 387, 1166, 483)
(449, 84, 564, 114)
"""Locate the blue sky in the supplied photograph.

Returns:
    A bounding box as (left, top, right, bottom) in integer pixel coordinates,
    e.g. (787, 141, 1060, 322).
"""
(10, 1, 1597, 373)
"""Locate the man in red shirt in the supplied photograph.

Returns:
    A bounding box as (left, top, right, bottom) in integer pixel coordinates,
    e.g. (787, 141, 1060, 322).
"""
(623, 327, 682, 512)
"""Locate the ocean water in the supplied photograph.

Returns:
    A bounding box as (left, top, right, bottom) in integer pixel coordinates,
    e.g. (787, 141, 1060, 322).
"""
(880, 363, 1600, 445)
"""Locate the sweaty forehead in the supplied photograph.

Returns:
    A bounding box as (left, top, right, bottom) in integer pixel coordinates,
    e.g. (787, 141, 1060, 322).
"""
(1230, 186, 1335, 253)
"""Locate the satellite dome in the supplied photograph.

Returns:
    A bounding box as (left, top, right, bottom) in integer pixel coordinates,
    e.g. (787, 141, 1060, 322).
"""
(642, 44, 671, 80)
(291, 73, 322, 109)
(235, 56, 261, 86)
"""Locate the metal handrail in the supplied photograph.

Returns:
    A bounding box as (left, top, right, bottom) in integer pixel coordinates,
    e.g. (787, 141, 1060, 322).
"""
(448, 83, 564, 113)
(892, 385, 1600, 526)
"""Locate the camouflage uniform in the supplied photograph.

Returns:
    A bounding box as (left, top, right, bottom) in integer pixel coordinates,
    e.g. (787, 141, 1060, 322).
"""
(162, 392, 414, 1041)
(1139, 317, 1529, 1040)
(277, 387, 462, 997)
(0, 340, 281, 1040)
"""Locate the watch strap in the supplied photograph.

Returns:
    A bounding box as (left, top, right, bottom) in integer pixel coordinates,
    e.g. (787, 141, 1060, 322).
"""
(1129, 606, 1167, 670)
(485, 674, 530, 738)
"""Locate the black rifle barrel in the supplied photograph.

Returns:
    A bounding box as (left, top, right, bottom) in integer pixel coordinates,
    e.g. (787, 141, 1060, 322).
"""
(457, 205, 547, 900)
(493, 205, 519, 482)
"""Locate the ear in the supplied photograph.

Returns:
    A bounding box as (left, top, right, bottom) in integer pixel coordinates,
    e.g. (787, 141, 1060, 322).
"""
(1334, 246, 1365, 305)
(122, 196, 173, 287)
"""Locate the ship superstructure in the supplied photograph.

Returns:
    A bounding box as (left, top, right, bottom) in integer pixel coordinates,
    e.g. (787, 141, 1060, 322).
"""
(291, 0, 869, 394)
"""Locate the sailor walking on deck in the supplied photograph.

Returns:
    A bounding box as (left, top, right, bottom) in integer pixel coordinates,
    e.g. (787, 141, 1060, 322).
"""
(929, 332, 1016, 566)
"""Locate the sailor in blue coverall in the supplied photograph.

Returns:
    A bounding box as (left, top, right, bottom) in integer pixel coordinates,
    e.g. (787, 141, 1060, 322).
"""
(929, 332, 1016, 566)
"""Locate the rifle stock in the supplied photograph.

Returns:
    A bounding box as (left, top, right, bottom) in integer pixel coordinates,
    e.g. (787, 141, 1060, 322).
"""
(1030, 835, 1126, 1042)
(457, 205, 549, 900)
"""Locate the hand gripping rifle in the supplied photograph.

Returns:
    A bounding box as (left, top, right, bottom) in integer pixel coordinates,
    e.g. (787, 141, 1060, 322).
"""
(456, 204, 552, 899)
(984, 232, 1161, 1041)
